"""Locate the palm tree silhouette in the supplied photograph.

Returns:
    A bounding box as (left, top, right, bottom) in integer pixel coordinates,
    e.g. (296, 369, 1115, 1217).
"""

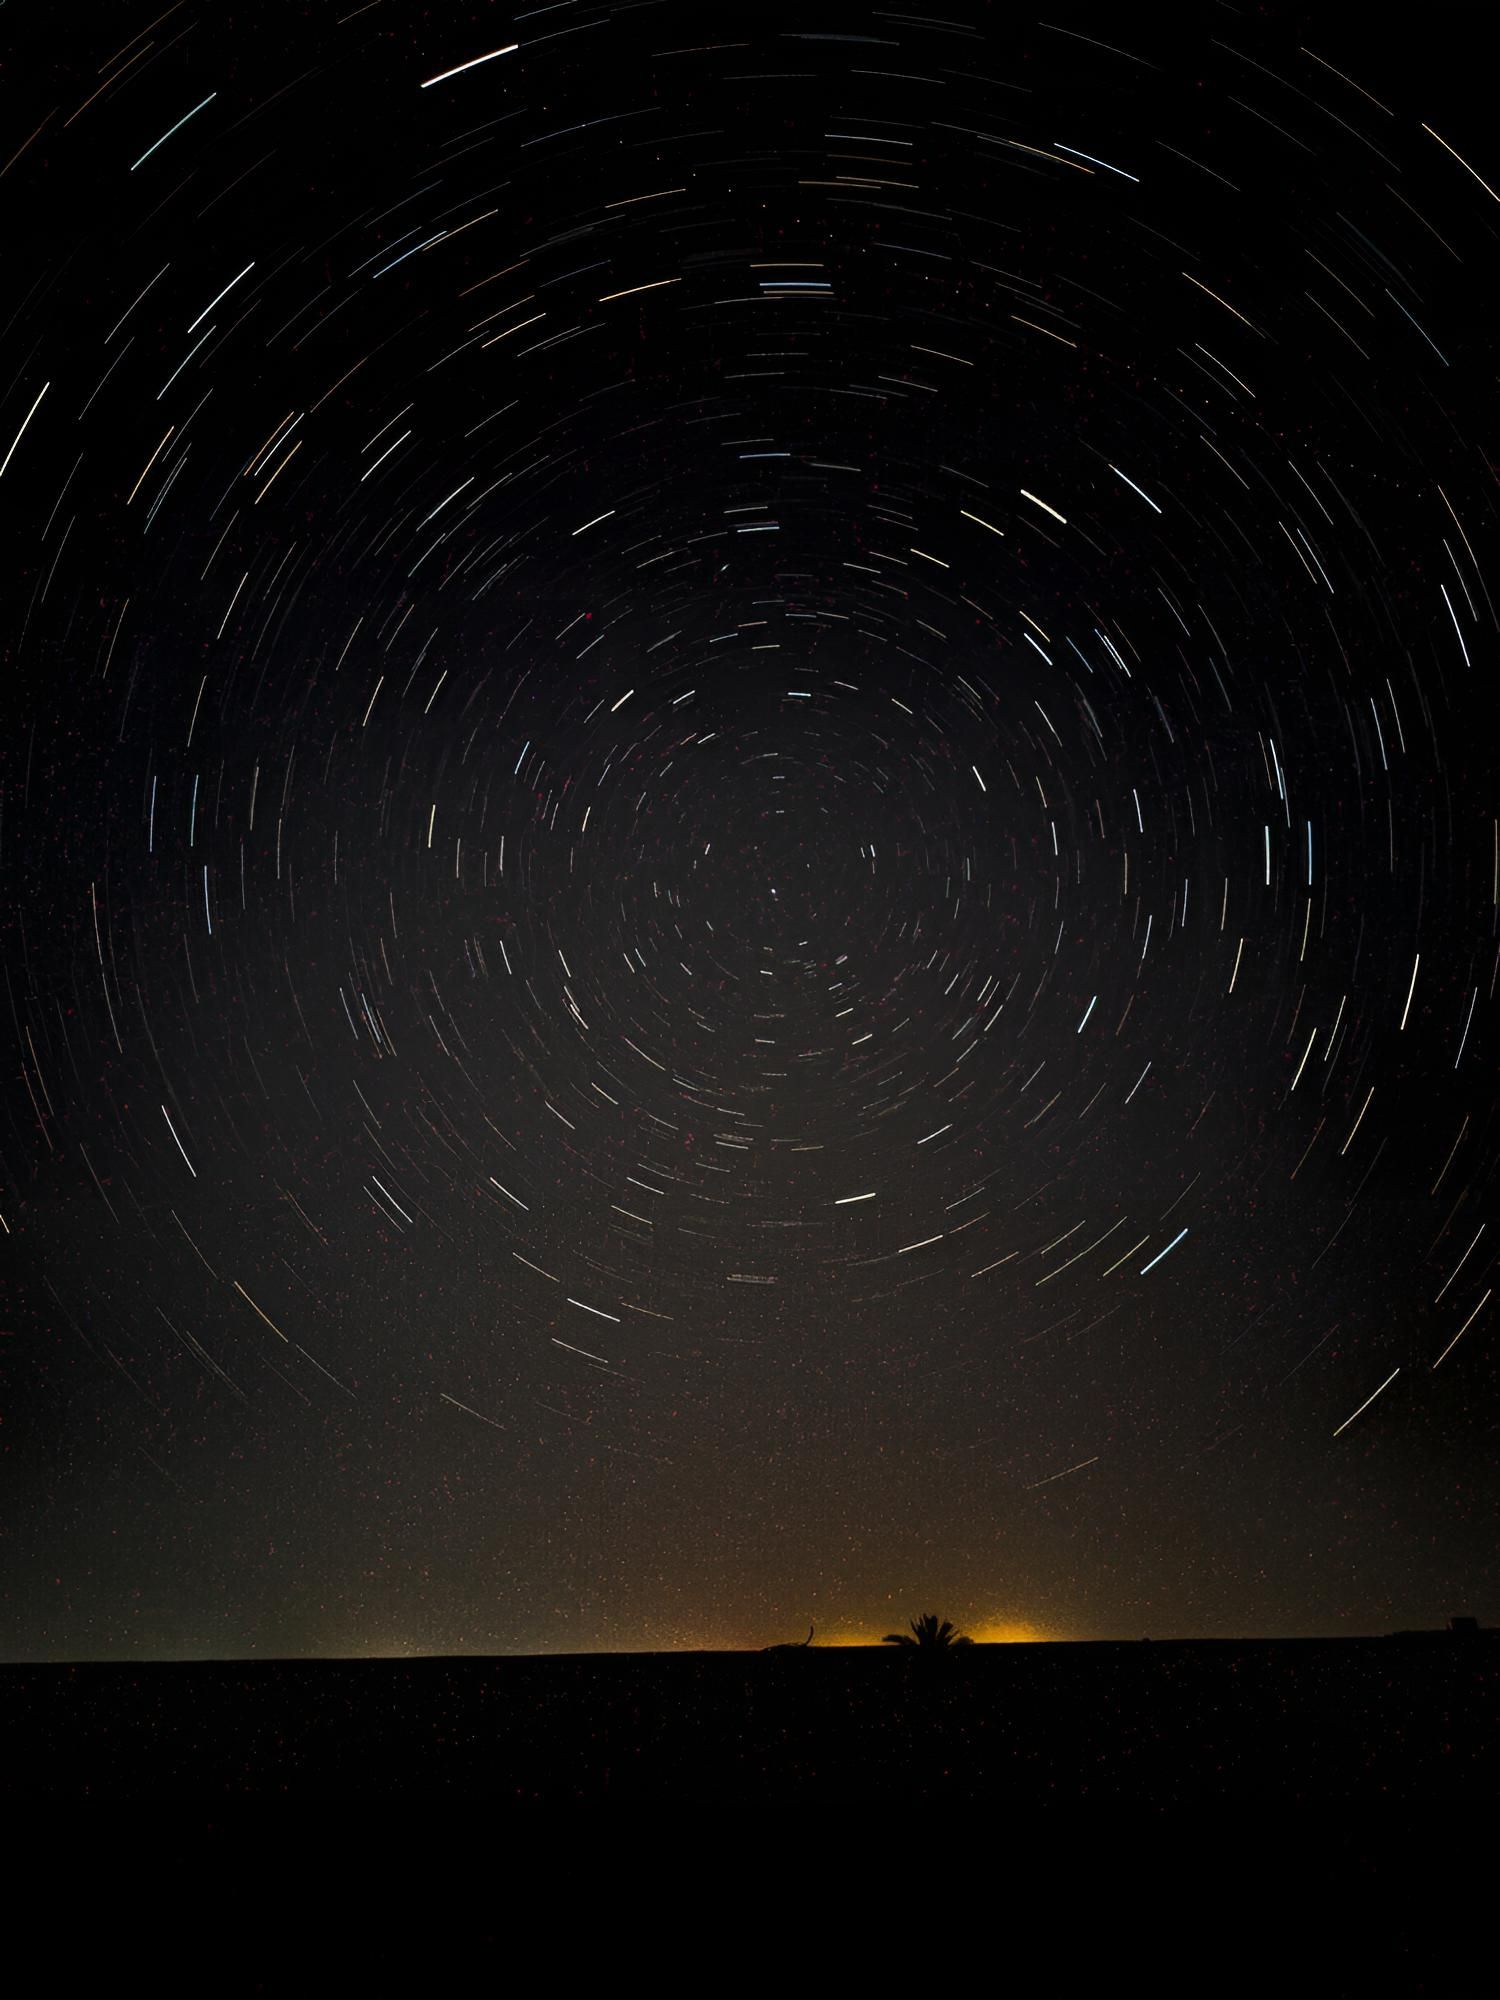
(881, 1612, 974, 1651)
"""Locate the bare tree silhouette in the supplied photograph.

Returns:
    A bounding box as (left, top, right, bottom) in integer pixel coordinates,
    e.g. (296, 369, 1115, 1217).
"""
(762, 1624, 815, 1653)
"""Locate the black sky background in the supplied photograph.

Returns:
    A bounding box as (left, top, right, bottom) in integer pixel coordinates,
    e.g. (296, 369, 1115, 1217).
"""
(1, 1, 1497, 1660)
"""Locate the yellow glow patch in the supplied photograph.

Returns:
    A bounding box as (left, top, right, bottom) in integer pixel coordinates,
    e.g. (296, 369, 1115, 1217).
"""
(965, 1619, 1049, 1646)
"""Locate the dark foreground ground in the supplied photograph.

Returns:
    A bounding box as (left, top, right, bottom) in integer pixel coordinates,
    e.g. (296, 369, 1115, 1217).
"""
(5, 1637, 1496, 1798)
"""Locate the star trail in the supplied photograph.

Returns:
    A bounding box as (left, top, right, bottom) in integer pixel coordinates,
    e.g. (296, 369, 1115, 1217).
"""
(2, 2, 1496, 1661)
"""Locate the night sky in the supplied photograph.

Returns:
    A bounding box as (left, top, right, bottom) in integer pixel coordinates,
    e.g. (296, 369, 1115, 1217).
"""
(3, 1, 1497, 1663)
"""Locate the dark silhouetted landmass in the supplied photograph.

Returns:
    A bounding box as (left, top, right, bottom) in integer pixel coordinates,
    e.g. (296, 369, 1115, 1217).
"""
(5, 1636, 1496, 1798)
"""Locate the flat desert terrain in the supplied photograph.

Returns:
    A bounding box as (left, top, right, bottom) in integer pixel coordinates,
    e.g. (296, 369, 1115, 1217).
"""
(5, 1637, 1495, 1798)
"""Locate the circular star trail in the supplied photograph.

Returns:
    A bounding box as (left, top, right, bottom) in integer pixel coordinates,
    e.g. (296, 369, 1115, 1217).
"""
(3, 3, 1496, 1657)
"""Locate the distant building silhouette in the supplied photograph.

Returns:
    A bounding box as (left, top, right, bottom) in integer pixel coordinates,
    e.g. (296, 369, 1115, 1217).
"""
(1387, 1614, 1492, 1638)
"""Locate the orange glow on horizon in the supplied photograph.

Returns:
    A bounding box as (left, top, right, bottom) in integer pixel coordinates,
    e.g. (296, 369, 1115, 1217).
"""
(781, 1615, 1055, 1649)
(965, 1618, 1050, 1646)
